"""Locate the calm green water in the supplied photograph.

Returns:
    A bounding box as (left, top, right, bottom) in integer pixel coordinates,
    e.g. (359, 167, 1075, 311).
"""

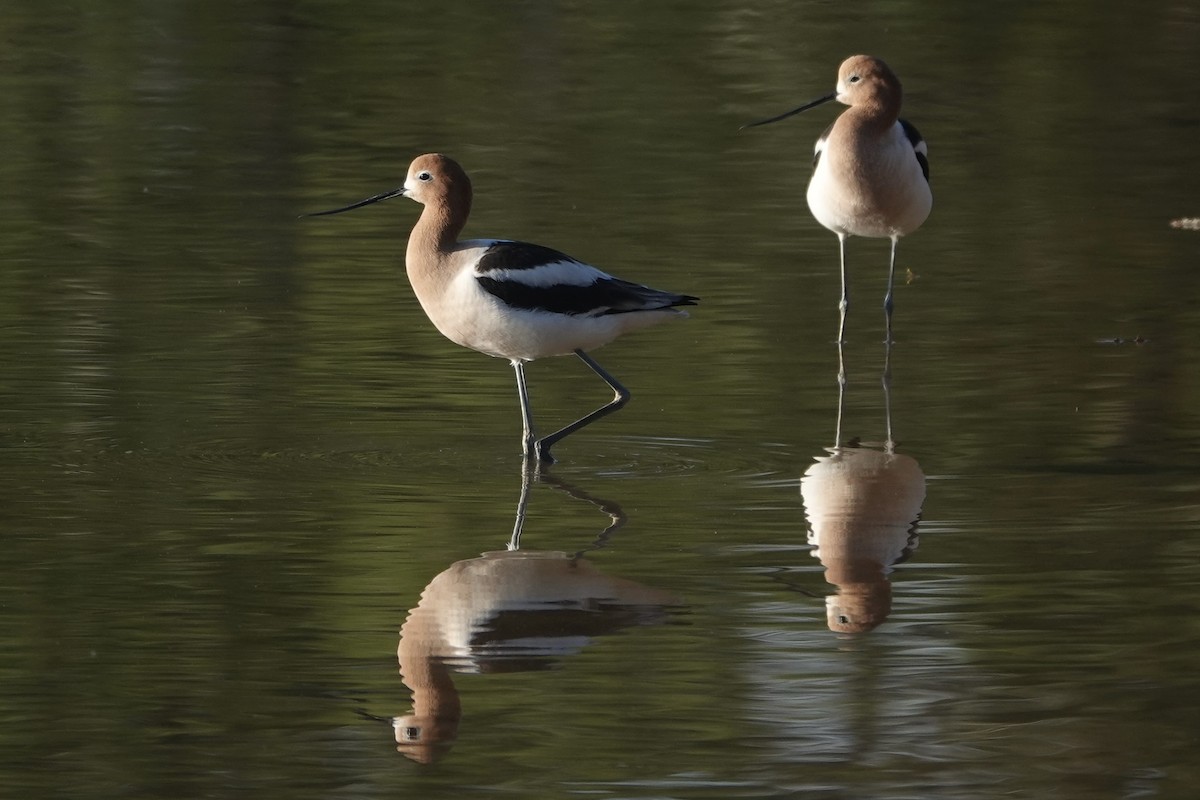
(3, 1, 1200, 798)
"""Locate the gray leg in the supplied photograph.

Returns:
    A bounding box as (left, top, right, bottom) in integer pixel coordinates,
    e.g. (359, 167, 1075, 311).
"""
(884, 236, 898, 344)
(837, 233, 850, 344)
(535, 350, 630, 462)
(512, 360, 538, 458)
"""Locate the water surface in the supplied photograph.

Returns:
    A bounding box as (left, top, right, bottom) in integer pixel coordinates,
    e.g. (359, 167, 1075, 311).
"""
(3, 2, 1200, 798)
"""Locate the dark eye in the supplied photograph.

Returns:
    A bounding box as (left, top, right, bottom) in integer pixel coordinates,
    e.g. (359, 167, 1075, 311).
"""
(417, 171, 432, 182)
(849, 75, 861, 84)
(403, 725, 421, 740)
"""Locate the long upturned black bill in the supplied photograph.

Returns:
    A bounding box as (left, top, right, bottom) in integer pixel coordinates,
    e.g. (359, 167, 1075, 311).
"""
(740, 91, 838, 130)
(301, 187, 406, 217)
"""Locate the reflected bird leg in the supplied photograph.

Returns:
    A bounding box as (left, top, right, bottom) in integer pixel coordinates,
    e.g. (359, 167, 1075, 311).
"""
(837, 233, 850, 344)
(834, 339, 847, 449)
(506, 461, 627, 553)
(882, 338, 895, 453)
(534, 350, 630, 463)
(508, 458, 537, 551)
(884, 235, 899, 344)
(535, 473, 628, 557)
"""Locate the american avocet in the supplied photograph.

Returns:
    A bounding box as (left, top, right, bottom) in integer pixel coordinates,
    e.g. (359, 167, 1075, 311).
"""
(305, 153, 697, 462)
(744, 55, 931, 343)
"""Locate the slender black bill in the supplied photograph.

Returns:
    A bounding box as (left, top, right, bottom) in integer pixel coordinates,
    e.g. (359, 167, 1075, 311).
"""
(300, 187, 405, 218)
(740, 91, 838, 130)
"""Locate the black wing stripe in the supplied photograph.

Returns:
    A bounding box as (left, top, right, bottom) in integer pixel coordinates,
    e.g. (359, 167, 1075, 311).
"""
(476, 241, 582, 273)
(899, 118, 930, 181)
(478, 275, 696, 317)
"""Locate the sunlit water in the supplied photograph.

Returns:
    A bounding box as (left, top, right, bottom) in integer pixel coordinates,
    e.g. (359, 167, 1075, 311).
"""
(3, 2, 1200, 799)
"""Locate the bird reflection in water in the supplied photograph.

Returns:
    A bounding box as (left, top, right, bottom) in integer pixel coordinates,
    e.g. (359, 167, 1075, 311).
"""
(392, 466, 681, 763)
(801, 341, 926, 633)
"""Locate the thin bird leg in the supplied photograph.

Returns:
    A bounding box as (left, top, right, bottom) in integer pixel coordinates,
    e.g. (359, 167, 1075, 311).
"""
(836, 233, 850, 344)
(512, 360, 538, 458)
(535, 349, 630, 462)
(883, 236, 898, 344)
